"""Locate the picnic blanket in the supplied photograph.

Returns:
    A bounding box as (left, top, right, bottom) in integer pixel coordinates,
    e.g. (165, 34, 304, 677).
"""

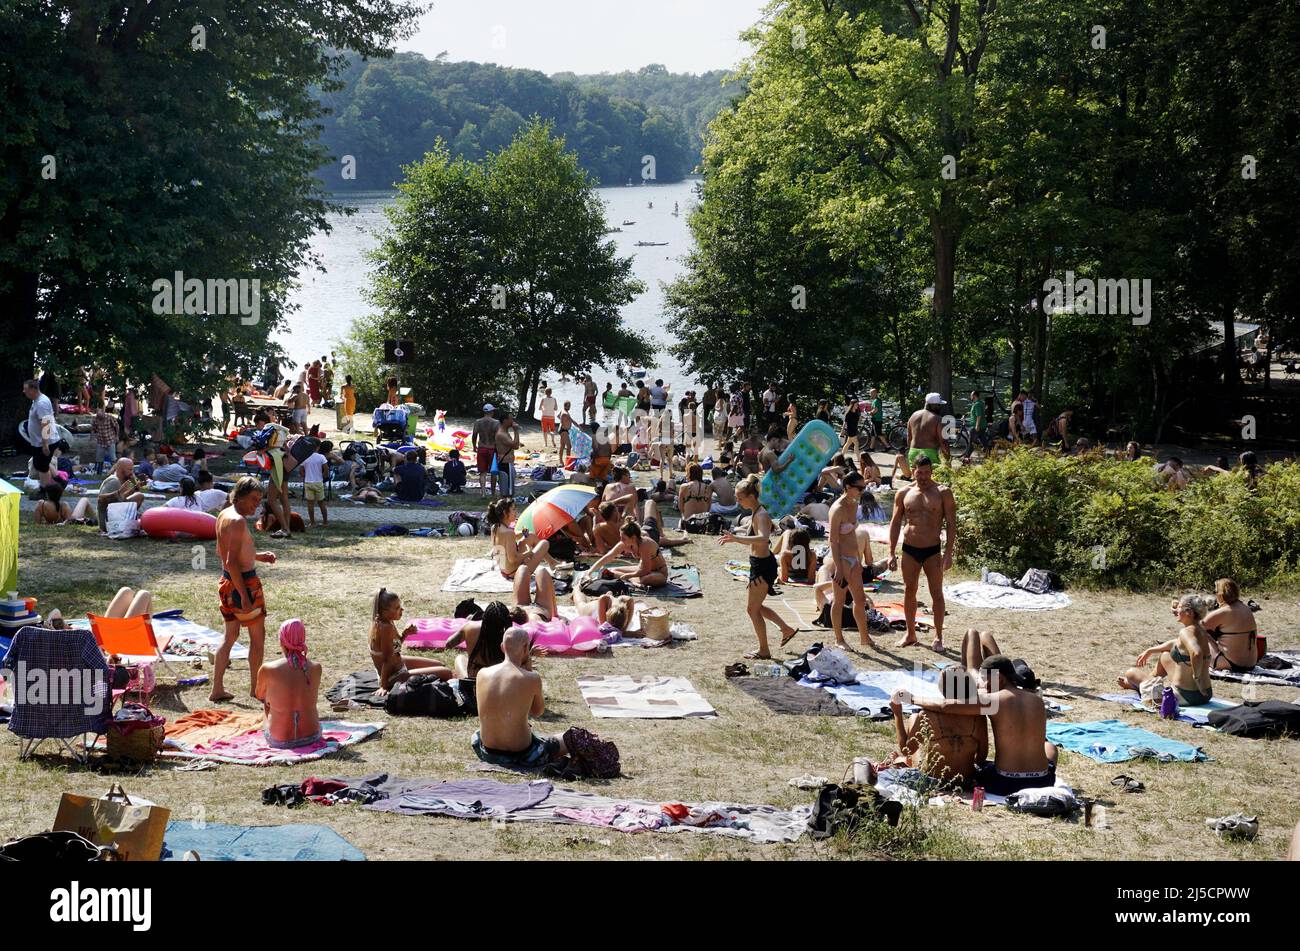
(164, 718, 384, 765)
(1045, 719, 1208, 763)
(69, 614, 249, 663)
(577, 674, 717, 719)
(366, 778, 809, 843)
(731, 675, 857, 716)
(1098, 693, 1238, 726)
(1209, 650, 1300, 686)
(440, 558, 516, 594)
(799, 667, 943, 719)
(944, 581, 1072, 611)
(161, 822, 365, 861)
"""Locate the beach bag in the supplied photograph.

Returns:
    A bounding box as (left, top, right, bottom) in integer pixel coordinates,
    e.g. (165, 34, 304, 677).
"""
(105, 703, 166, 763)
(579, 575, 629, 597)
(52, 785, 170, 861)
(384, 675, 475, 718)
(1016, 568, 1055, 595)
(641, 608, 672, 642)
(288, 435, 321, 464)
(1138, 675, 1165, 705)
(105, 501, 142, 539)
(682, 514, 710, 534)
(559, 727, 620, 778)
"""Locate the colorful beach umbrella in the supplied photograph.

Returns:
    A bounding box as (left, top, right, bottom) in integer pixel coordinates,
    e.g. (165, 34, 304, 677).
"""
(515, 484, 598, 539)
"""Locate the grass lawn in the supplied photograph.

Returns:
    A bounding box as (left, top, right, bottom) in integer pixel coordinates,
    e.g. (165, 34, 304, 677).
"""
(5, 516, 1297, 861)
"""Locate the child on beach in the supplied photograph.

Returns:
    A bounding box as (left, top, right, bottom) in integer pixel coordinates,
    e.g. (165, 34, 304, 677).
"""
(369, 588, 454, 692)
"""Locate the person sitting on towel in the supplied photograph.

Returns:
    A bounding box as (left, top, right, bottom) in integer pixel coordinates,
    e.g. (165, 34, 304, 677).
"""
(392, 451, 427, 502)
(887, 667, 987, 786)
(1199, 578, 1259, 674)
(1118, 594, 1215, 706)
(256, 619, 322, 749)
(472, 627, 567, 769)
(911, 629, 1058, 796)
(442, 449, 467, 494)
(370, 588, 454, 692)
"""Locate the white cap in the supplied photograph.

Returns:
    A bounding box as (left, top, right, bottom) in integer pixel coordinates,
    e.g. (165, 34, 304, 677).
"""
(925, 392, 943, 405)
(483, 403, 495, 412)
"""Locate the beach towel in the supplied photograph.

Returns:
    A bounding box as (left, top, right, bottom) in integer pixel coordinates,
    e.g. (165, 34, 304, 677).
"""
(441, 558, 516, 594)
(1098, 693, 1238, 726)
(799, 667, 943, 719)
(577, 674, 716, 719)
(161, 822, 365, 861)
(944, 581, 1072, 611)
(69, 614, 249, 663)
(326, 671, 388, 708)
(366, 779, 809, 843)
(655, 565, 703, 599)
(365, 779, 554, 819)
(1208, 650, 1300, 686)
(1045, 719, 1208, 763)
(732, 676, 857, 716)
(165, 719, 383, 765)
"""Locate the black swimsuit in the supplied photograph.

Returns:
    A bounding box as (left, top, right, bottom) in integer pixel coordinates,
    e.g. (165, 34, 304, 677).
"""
(902, 542, 942, 564)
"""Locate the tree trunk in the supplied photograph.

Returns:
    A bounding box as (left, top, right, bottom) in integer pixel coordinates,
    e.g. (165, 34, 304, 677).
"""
(929, 215, 957, 402)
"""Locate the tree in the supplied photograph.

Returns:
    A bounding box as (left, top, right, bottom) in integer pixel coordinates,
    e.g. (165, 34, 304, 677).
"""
(348, 121, 651, 414)
(0, 0, 426, 430)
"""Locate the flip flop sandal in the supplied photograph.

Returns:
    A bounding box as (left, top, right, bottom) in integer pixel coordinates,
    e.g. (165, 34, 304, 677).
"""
(742, 651, 772, 661)
(1110, 775, 1145, 793)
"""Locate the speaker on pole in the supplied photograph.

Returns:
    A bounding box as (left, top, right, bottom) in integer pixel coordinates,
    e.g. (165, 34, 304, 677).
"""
(384, 339, 415, 363)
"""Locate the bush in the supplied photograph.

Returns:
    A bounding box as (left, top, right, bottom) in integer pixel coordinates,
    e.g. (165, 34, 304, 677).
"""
(950, 452, 1300, 590)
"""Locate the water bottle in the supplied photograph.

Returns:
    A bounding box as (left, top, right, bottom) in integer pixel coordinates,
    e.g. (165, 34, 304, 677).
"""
(754, 662, 783, 678)
(1160, 686, 1179, 719)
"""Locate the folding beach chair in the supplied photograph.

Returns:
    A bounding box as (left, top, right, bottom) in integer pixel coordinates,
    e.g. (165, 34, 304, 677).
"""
(7, 626, 112, 763)
(87, 614, 177, 678)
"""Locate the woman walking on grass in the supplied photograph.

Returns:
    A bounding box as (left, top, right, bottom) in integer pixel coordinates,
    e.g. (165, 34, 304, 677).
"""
(720, 474, 801, 660)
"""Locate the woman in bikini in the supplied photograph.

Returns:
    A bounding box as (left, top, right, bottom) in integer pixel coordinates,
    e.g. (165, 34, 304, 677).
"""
(857, 452, 884, 487)
(572, 590, 636, 633)
(1118, 594, 1215, 706)
(586, 519, 669, 589)
(886, 667, 988, 786)
(677, 463, 712, 520)
(784, 396, 799, 441)
(486, 497, 560, 615)
(1199, 578, 1259, 674)
(368, 588, 453, 692)
(720, 474, 801, 659)
(827, 472, 874, 651)
(33, 480, 94, 525)
(637, 494, 690, 549)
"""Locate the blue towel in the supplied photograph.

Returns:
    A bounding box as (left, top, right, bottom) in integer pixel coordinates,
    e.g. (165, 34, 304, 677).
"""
(161, 822, 365, 861)
(1046, 719, 1208, 764)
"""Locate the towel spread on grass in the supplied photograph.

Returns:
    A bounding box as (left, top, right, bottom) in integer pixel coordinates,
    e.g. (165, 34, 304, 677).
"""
(1098, 693, 1238, 726)
(944, 581, 1072, 611)
(326, 671, 388, 708)
(798, 667, 944, 719)
(70, 614, 249, 663)
(577, 674, 717, 718)
(1045, 719, 1208, 763)
(441, 558, 517, 594)
(643, 565, 704, 599)
(1209, 650, 1300, 687)
(365, 778, 554, 818)
(365, 778, 809, 843)
(161, 715, 384, 765)
(161, 822, 365, 861)
(731, 675, 857, 716)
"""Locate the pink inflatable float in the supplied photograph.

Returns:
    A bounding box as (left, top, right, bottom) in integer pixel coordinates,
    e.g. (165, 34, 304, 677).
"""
(406, 614, 609, 656)
(141, 507, 218, 541)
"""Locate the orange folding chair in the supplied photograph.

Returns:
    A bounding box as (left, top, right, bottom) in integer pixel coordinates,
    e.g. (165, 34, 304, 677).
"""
(87, 614, 176, 680)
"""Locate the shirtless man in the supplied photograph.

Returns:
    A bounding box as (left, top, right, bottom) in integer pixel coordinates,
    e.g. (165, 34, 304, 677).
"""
(827, 472, 873, 650)
(472, 628, 567, 769)
(472, 404, 499, 496)
(213, 477, 276, 701)
(888, 667, 987, 786)
(905, 392, 948, 472)
(592, 501, 623, 554)
(888, 455, 955, 651)
(913, 629, 1058, 796)
(256, 618, 322, 749)
(601, 467, 638, 517)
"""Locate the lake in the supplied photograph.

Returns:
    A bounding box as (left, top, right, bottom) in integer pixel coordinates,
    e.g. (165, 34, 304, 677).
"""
(281, 179, 703, 412)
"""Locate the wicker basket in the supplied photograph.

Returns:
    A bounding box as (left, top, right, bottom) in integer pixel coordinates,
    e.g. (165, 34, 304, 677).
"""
(106, 713, 166, 763)
(642, 608, 672, 642)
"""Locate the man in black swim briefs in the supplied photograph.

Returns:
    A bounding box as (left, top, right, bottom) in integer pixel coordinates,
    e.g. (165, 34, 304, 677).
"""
(888, 455, 956, 652)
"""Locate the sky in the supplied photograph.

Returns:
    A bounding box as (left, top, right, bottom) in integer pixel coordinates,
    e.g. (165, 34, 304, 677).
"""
(399, 0, 771, 75)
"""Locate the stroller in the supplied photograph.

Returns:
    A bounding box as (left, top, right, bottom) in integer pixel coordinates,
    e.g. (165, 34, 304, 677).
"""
(372, 406, 425, 466)
(341, 439, 383, 483)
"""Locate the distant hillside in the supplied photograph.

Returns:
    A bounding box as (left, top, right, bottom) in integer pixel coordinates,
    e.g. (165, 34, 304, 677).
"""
(315, 54, 742, 190)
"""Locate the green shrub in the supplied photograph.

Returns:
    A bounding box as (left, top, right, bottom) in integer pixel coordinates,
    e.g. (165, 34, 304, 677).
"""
(949, 453, 1300, 590)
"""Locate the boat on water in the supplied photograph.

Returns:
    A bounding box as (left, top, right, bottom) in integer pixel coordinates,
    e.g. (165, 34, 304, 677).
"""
(635, 241, 668, 247)
(622, 220, 636, 226)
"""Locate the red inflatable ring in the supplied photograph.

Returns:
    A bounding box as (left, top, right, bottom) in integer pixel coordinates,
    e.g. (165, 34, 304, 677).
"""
(141, 507, 218, 541)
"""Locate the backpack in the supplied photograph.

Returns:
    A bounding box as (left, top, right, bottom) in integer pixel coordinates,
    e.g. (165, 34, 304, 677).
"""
(682, 513, 710, 534)
(383, 675, 476, 717)
(1016, 568, 1058, 595)
(706, 512, 730, 535)
(557, 727, 620, 778)
(1206, 700, 1300, 738)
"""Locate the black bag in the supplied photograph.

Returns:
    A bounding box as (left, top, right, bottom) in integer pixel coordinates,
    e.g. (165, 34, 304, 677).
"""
(1206, 700, 1300, 738)
(579, 575, 630, 597)
(807, 783, 902, 839)
(384, 675, 476, 717)
(682, 514, 710, 534)
(706, 513, 730, 535)
(288, 435, 322, 464)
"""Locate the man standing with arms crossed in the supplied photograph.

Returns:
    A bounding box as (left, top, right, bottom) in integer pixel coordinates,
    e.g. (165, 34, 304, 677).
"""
(213, 477, 277, 702)
(472, 404, 499, 497)
(887, 455, 956, 652)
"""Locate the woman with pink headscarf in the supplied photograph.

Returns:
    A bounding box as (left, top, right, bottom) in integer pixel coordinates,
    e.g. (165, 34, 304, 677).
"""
(255, 618, 322, 748)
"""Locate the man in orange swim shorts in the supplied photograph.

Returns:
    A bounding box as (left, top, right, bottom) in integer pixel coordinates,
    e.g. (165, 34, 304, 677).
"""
(213, 477, 277, 702)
